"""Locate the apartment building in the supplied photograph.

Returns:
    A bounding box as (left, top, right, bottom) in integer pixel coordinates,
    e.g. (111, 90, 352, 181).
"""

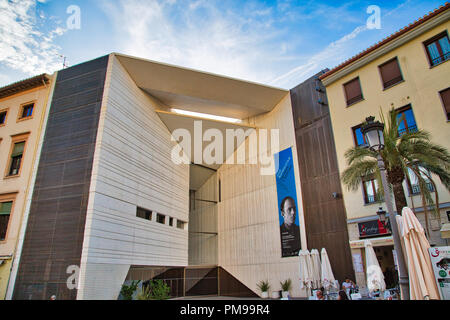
(0, 74, 54, 299)
(320, 4, 450, 289)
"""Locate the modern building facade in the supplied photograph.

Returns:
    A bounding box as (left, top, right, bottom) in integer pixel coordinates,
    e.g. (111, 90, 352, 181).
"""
(320, 4, 450, 289)
(0, 52, 356, 300)
(0, 73, 54, 299)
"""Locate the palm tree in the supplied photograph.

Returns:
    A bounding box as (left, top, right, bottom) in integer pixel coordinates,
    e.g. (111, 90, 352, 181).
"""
(341, 108, 450, 237)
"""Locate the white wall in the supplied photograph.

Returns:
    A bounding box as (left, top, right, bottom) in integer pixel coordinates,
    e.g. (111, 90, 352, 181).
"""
(217, 94, 308, 298)
(77, 55, 189, 300)
(188, 172, 218, 266)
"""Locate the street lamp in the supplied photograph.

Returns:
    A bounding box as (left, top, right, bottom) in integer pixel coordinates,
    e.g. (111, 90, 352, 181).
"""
(361, 116, 410, 300)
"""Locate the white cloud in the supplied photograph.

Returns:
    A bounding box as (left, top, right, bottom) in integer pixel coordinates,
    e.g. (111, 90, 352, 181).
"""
(270, 25, 368, 87)
(0, 0, 67, 76)
(101, 0, 289, 86)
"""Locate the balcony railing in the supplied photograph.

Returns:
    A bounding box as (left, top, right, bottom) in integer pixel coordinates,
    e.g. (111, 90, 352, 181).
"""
(346, 94, 363, 106)
(365, 194, 384, 204)
(410, 182, 435, 194)
(398, 124, 418, 136)
(431, 52, 450, 66)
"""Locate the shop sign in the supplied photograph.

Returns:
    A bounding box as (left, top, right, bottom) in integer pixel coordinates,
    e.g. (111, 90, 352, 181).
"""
(358, 219, 390, 238)
(428, 246, 450, 300)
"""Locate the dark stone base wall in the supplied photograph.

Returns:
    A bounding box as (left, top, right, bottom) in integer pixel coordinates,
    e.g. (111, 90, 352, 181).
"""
(13, 56, 109, 300)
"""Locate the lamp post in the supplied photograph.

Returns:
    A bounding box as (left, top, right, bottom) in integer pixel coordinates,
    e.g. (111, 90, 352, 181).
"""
(361, 116, 410, 300)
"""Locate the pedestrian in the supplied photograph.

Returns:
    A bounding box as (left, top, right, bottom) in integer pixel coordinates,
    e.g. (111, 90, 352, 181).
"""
(315, 290, 325, 300)
(337, 290, 349, 300)
(50, 295, 56, 300)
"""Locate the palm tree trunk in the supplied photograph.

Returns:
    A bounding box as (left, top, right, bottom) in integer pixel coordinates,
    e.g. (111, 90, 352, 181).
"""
(392, 182, 408, 215)
(420, 193, 431, 240)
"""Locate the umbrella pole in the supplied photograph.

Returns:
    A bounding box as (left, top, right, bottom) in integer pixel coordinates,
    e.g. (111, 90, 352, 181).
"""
(377, 154, 410, 300)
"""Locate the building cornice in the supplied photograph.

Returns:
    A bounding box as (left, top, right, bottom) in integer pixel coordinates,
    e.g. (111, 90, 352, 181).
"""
(0, 74, 51, 100)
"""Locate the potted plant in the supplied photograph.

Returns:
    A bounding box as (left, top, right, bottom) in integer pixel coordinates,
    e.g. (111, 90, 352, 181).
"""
(280, 279, 292, 299)
(257, 280, 270, 299)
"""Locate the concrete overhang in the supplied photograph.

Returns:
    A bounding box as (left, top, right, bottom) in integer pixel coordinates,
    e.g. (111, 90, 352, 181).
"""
(114, 53, 288, 119)
(156, 110, 257, 190)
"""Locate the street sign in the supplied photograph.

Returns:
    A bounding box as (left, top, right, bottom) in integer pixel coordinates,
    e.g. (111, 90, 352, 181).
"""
(428, 246, 450, 300)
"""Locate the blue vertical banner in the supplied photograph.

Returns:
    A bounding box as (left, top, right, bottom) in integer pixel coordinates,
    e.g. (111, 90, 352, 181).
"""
(274, 147, 301, 257)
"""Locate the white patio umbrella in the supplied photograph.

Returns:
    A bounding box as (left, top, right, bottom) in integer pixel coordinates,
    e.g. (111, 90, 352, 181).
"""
(364, 240, 386, 293)
(320, 248, 337, 291)
(397, 207, 440, 300)
(310, 249, 322, 289)
(298, 250, 313, 292)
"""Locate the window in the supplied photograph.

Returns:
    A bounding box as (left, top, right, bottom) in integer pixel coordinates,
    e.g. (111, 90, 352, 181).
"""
(378, 57, 403, 89)
(362, 177, 382, 204)
(396, 106, 417, 136)
(156, 213, 165, 224)
(176, 220, 185, 230)
(406, 166, 434, 195)
(0, 201, 13, 241)
(136, 207, 152, 221)
(424, 31, 450, 67)
(0, 109, 7, 126)
(343, 77, 363, 106)
(18, 102, 34, 120)
(439, 87, 450, 121)
(7, 141, 26, 176)
(352, 125, 368, 147)
(169, 217, 174, 226)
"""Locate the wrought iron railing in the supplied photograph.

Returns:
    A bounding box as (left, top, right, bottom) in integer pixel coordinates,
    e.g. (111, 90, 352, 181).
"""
(398, 124, 417, 136)
(431, 52, 450, 66)
(366, 194, 384, 204)
(410, 182, 435, 194)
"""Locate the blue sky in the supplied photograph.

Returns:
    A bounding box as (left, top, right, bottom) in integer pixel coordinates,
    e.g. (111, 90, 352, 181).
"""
(0, 0, 446, 89)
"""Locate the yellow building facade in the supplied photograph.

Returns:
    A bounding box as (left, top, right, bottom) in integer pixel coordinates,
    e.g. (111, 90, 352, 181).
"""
(321, 6, 450, 289)
(0, 74, 54, 299)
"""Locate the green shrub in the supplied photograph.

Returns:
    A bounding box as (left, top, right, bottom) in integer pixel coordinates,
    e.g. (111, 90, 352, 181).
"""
(136, 280, 171, 300)
(120, 280, 140, 300)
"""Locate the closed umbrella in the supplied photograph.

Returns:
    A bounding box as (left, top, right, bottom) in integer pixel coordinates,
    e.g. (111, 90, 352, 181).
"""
(398, 207, 440, 300)
(320, 248, 337, 291)
(364, 240, 386, 294)
(310, 249, 322, 289)
(298, 250, 312, 292)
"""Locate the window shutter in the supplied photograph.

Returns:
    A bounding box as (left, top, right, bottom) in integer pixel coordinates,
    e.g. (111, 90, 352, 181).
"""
(11, 142, 25, 157)
(0, 202, 13, 215)
(379, 58, 403, 89)
(344, 78, 363, 105)
(440, 88, 450, 120)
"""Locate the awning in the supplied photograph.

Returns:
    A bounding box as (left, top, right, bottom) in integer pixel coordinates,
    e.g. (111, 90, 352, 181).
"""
(350, 236, 394, 249)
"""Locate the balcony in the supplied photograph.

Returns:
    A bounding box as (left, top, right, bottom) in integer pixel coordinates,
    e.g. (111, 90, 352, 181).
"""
(365, 193, 384, 205)
(431, 52, 450, 66)
(398, 124, 417, 136)
(410, 182, 435, 195)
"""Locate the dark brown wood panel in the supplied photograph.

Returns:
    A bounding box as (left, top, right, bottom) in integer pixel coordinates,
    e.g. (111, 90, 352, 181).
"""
(12, 56, 109, 300)
(290, 71, 355, 284)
